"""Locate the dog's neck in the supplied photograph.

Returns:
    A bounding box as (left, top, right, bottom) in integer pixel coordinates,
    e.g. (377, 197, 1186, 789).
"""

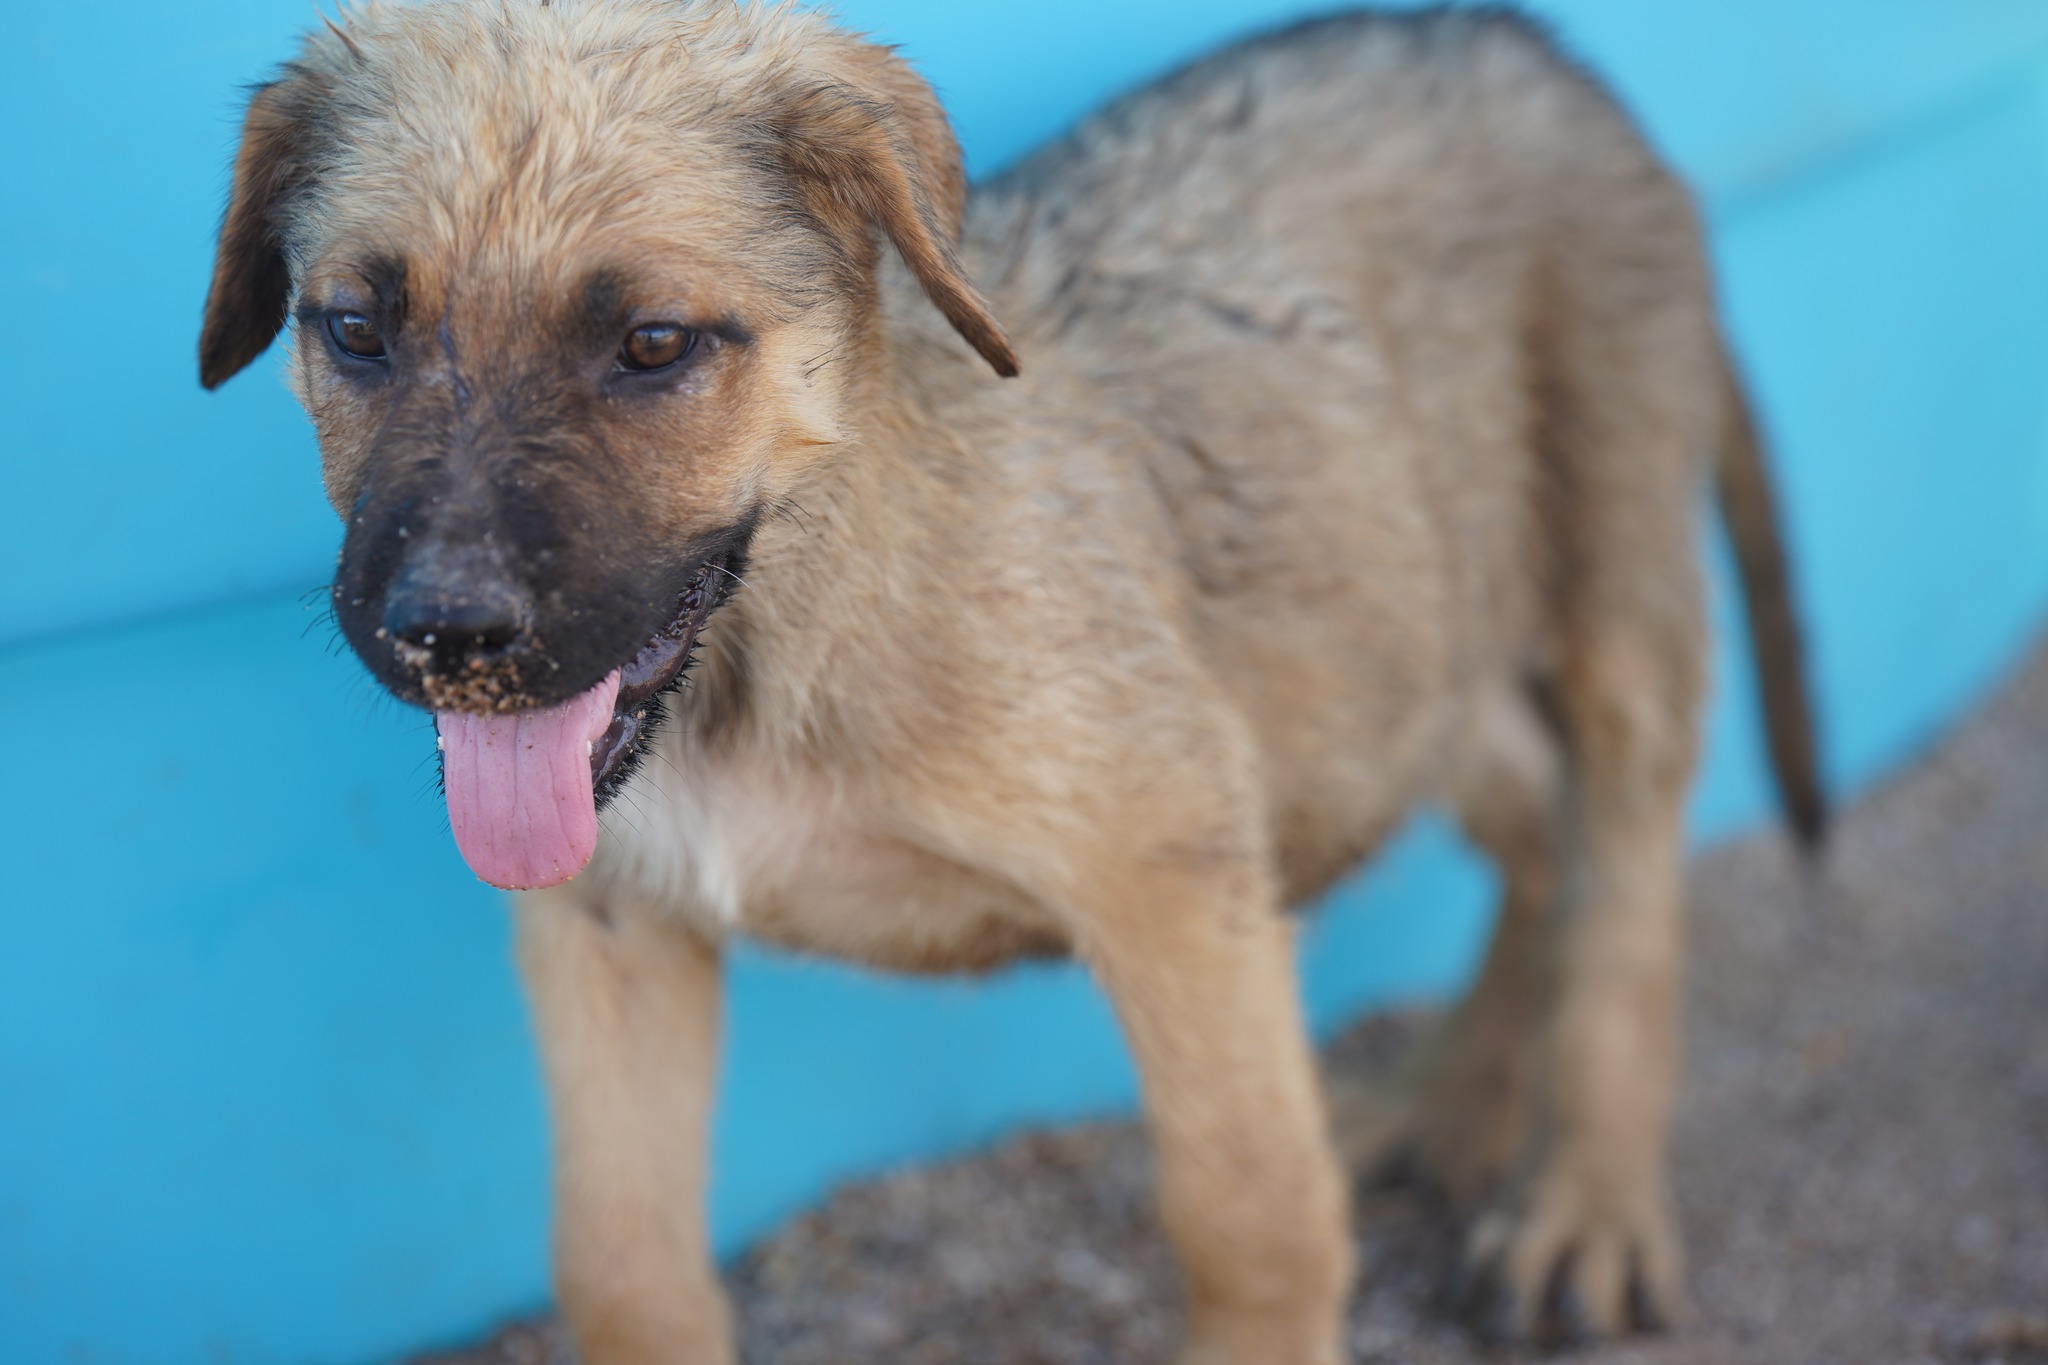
(681, 269, 1023, 766)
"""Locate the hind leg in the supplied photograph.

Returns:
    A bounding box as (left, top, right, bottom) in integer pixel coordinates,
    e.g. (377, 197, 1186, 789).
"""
(1465, 616, 1703, 1341)
(1405, 684, 1565, 1207)
(1453, 178, 1721, 1337)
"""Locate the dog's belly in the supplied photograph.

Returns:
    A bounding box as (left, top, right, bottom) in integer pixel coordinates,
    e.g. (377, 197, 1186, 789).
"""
(591, 741, 1071, 973)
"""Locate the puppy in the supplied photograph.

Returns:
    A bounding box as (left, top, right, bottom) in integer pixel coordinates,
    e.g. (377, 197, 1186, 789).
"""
(200, 3, 1823, 1360)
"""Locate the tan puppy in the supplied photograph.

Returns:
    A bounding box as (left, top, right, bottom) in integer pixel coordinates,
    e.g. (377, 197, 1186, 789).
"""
(199, 3, 1824, 1360)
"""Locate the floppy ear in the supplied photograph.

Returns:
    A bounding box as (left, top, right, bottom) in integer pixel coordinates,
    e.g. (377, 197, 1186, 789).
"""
(772, 42, 1019, 378)
(199, 76, 323, 390)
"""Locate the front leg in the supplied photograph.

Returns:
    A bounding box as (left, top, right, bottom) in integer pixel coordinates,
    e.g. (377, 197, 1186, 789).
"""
(515, 885, 732, 1365)
(1078, 857, 1353, 1365)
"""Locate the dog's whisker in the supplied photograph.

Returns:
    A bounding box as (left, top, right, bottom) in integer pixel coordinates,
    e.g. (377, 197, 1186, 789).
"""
(409, 746, 444, 795)
(800, 342, 846, 381)
(768, 497, 815, 533)
(648, 740, 690, 783)
(603, 786, 656, 842)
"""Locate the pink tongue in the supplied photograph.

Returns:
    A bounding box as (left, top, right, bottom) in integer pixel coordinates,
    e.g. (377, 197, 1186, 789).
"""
(435, 670, 621, 890)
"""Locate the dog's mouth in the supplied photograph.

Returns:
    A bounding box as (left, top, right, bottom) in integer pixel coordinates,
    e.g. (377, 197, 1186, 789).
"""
(432, 553, 740, 892)
(590, 558, 730, 800)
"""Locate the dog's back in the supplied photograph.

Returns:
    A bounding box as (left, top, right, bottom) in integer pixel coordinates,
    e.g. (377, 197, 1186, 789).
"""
(938, 10, 1724, 899)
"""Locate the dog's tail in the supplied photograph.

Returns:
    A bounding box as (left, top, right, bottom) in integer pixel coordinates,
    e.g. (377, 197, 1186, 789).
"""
(1714, 350, 1828, 850)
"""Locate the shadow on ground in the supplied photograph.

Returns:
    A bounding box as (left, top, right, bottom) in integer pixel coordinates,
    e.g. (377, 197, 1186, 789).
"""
(424, 639, 2048, 1365)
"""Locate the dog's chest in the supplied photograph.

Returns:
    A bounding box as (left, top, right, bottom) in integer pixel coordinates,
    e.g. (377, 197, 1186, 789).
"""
(593, 741, 1063, 969)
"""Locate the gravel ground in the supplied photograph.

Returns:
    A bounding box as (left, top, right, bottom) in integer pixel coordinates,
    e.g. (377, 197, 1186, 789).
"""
(423, 640, 2048, 1365)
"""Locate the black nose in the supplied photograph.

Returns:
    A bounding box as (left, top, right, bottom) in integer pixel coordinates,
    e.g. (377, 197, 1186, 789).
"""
(382, 541, 533, 675)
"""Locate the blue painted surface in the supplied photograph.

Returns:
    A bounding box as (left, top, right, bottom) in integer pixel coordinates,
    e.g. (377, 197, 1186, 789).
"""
(3, 3, 2047, 1363)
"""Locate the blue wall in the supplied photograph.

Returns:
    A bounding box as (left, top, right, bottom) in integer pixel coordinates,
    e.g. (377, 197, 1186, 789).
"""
(5, 3, 2047, 1362)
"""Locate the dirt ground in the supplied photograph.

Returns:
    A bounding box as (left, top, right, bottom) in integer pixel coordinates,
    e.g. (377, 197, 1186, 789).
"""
(423, 640, 2048, 1365)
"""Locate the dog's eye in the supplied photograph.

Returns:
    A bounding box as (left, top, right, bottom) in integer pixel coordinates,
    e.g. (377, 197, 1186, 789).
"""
(618, 323, 697, 372)
(328, 312, 387, 360)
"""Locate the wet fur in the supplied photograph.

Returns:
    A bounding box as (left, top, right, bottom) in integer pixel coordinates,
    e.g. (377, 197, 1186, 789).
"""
(201, 4, 1823, 1360)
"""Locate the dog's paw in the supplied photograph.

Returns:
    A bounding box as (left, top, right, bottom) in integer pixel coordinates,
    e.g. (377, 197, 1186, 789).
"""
(1455, 1158, 1684, 1344)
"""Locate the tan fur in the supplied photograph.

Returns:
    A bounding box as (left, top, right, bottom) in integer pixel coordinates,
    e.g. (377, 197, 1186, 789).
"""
(201, 3, 1824, 1357)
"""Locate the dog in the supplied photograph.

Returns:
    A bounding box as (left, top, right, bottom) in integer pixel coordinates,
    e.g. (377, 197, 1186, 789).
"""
(199, 3, 1824, 1360)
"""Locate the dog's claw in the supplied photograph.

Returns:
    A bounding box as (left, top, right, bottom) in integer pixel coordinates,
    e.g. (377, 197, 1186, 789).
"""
(1463, 1272, 1519, 1346)
(1550, 1276, 1594, 1348)
(1454, 1224, 1523, 1345)
(1456, 1168, 1686, 1344)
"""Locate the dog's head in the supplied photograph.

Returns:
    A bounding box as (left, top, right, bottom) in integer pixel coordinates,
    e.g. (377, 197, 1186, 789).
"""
(199, 0, 1015, 888)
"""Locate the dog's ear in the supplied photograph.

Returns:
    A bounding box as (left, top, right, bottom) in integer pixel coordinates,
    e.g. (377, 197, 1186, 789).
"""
(771, 41, 1019, 378)
(199, 75, 324, 390)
